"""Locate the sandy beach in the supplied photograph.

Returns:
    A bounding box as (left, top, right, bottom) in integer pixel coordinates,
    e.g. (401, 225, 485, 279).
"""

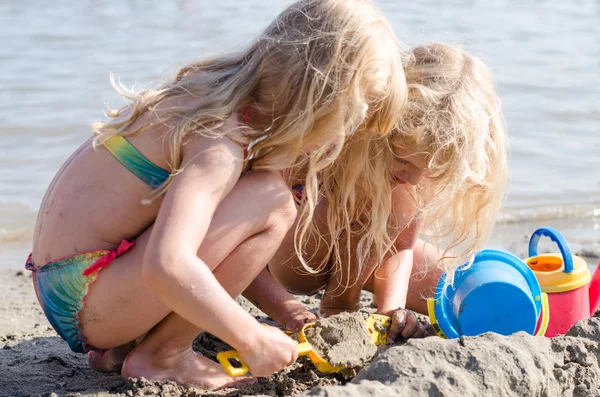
(3, 0, 600, 396)
(2, 249, 600, 397)
(0, 269, 358, 397)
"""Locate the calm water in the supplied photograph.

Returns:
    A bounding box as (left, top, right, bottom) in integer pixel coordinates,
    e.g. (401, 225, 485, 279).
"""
(2, 0, 600, 266)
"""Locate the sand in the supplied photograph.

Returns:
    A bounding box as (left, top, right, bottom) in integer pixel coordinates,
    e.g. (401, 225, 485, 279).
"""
(303, 312, 377, 368)
(306, 317, 600, 397)
(0, 271, 354, 397)
(3, 268, 600, 397)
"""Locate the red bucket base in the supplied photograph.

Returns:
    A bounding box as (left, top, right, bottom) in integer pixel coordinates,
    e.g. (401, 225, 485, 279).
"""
(539, 286, 590, 337)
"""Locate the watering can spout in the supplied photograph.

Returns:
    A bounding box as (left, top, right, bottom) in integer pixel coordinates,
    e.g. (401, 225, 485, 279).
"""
(589, 262, 600, 317)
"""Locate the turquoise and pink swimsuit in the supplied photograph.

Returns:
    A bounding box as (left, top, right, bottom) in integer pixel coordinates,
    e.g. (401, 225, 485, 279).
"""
(25, 135, 169, 353)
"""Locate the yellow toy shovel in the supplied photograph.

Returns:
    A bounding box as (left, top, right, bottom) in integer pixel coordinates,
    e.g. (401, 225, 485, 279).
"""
(217, 314, 391, 377)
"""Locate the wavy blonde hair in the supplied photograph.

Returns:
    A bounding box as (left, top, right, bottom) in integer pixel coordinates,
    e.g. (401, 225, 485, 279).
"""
(92, 0, 407, 212)
(390, 43, 507, 280)
(297, 43, 508, 288)
(298, 130, 397, 290)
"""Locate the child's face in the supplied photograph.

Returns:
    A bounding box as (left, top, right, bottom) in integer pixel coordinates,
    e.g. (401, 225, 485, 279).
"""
(389, 144, 430, 186)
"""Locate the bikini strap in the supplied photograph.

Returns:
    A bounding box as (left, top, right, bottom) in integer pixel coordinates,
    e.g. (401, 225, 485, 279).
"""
(102, 135, 170, 189)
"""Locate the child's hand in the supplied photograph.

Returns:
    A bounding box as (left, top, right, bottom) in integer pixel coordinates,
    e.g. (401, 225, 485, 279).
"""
(386, 308, 434, 343)
(282, 310, 318, 333)
(238, 325, 299, 377)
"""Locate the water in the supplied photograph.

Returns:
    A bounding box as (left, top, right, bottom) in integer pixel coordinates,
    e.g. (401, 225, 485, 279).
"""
(2, 0, 600, 267)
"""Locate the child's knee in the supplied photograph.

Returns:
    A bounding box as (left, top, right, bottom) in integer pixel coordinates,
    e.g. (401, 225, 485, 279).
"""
(262, 173, 298, 232)
(241, 170, 297, 231)
(270, 195, 298, 233)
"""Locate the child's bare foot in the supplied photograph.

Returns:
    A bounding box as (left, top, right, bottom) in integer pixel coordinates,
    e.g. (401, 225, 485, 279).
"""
(121, 345, 254, 390)
(88, 341, 137, 373)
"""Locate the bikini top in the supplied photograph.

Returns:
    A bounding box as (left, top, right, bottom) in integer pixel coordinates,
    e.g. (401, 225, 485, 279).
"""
(102, 109, 251, 188)
(103, 135, 170, 189)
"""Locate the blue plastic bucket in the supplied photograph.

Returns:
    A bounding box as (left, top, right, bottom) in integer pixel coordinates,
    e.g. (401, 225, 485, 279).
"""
(427, 249, 549, 338)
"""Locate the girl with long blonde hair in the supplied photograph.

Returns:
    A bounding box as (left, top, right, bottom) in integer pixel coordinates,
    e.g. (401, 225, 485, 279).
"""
(25, 0, 406, 388)
(262, 43, 507, 340)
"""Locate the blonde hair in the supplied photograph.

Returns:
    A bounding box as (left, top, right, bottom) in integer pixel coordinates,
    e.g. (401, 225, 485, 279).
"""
(92, 0, 407, 210)
(301, 130, 397, 290)
(392, 43, 508, 280)
(294, 43, 506, 288)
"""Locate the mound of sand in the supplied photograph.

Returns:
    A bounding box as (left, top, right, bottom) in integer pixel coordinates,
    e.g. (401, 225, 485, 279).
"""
(304, 312, 377, 368)
(305, 316, 600, 397)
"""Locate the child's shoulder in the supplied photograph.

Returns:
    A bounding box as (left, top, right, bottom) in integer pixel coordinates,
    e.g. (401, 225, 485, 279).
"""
(119, 101, 244, 171)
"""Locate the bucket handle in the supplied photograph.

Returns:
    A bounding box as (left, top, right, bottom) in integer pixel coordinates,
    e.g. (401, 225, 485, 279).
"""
(528, 227, 574, 273)
(535, 293, 550, 336)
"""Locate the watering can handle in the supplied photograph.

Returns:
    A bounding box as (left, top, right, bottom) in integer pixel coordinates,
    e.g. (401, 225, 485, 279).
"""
(535, 293, 550, 337)
(528, 227, 574, 273)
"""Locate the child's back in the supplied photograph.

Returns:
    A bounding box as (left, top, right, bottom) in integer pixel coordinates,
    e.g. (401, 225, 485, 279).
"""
(33, 111, 169, 265)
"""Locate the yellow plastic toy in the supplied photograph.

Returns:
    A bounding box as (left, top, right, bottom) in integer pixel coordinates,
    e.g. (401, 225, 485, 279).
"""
(217, 314, 391, 377)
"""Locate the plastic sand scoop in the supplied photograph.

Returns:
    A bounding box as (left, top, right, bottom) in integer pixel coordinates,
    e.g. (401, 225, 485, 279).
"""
(217, 314, 391, 377)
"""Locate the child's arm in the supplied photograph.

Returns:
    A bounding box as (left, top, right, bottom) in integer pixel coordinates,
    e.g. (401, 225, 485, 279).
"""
(243, 268, 318, 332)
(373, 214, 432, 341)
(373, 185, 432, 341)
(143, 133, 297, 376)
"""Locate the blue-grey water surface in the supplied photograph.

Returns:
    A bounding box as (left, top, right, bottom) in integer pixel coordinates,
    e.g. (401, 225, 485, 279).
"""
(2, 0, 600, 266)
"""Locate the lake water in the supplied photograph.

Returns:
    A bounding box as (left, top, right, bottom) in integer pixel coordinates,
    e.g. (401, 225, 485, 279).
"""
(2, 0, 600, 267)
